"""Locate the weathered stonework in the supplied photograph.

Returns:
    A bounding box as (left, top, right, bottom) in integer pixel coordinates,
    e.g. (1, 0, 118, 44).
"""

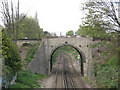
(27, 37, 93, 76)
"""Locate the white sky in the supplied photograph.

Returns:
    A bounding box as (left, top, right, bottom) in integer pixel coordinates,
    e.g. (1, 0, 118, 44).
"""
(0, 0, 85, 36)
(20, 0, 85, 36)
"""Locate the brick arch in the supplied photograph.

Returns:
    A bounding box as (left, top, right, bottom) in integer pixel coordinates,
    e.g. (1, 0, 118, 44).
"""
(49, 44, 85, 76)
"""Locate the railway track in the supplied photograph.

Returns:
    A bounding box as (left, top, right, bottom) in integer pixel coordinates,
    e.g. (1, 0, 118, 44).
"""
(54, 53, 61, 89)
(53, 53, 77, 89)
(64, 55, 76, 89)
(66, 53, 88, 88)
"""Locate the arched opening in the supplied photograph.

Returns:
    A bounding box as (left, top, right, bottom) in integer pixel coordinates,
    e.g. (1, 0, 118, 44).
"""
(49, 44, 85, 76)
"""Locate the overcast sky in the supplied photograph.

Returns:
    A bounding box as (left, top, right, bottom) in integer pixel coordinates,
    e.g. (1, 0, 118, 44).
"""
(20, 0, 86, 35)
(0, 0, 85, 36)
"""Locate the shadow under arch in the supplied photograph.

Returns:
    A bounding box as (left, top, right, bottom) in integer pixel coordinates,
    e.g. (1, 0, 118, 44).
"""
(49, 44, 85, 76)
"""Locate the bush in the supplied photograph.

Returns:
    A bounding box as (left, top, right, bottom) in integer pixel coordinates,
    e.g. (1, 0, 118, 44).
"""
(22, 42, 32, 47)
(8, 83, 28, 88)
(24, 42, 40, 66)
(2, 29, 22, 74)
(8, 70, 47, 88)
(107, 55, 118, 69)
(94, 63, 118, 88)
(118, 46, 120, 53)
(91, 44, 97, 48)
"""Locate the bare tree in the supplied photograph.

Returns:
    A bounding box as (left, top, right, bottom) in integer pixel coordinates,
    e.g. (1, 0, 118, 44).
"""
(1, 0, 26, 42)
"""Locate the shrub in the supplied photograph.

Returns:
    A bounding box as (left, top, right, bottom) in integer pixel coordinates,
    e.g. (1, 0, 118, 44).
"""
(8, 70, 47, 88)
(2, 29, 22, 74)
(118, 46, 120, 53)
(22, 42, 32, 47)
(91, 44, 97, 48)
(94, 63, 118, 88)
(107, 55, 118, 69)
(8, 83, 29, 88)
(24, 42, 40, 66)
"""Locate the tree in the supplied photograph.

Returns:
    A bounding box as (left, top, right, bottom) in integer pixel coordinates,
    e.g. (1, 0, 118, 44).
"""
(66, 30, 74, 36)
(43, 31, 52, 37)
(1, 0, 26, 42)
(18, 15, 43, 39)
(76, 24, 110, 39)
(34, 12, 43, 39)
(2, 29, 22, 74)
(76, 0, 119, 39)
(82, 0, 120, 33)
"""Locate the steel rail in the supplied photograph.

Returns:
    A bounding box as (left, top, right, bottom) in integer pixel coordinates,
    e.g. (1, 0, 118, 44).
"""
(63, 57, 68, 89)
(66, 57, 76, 90)
(54, 54, 61, 89)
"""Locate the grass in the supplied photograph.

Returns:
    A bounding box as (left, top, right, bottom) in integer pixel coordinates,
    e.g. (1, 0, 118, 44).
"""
(66, 50, 73, 54)
(8, 70, 47, 88)
(24, 42, 40, 67)
(8, 83, 29, 88)
(91, 40, 119, 88)
(84, 77, 95, 87)
(8, 42, 47, 88)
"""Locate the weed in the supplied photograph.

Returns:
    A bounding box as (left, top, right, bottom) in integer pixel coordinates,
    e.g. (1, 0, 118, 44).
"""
(24, 42, 40, 66)
(8, 70, 47, 88)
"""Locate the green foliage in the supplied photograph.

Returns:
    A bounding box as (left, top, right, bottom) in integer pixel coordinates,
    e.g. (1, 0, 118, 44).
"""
(75, 55, 78, 60)
(22, 42, 32, 47)
(52, 50, 60, 64)
(24, 42, 40, 66)
(92, 54, 95, 58)
(107, 55, 118, 69)
(94, 63, 118, 88)
(59, 46, 79, 61)
(43, 31, 52, 37)
(16, 71, 39, 88)
(76, 25, 91, 36)
(8, 83, 29, 88)
(101, 52, 105, 60)
(52, 46, 80, 64)
(84, 77, 94, 87)
(2, 29, 22, 74)
(118, 46, 120, 53)
(18, 15, 43, 39)
(107, 42, 115, 48)
(8, 70, 47, 88)
(66, 30, 74, 36)
(76, 0, 119, 39)
(92, 41, 118, 88)
(76, 24, 109, 39)
(79, 0, 119, 87)
(91, 44, 97, 48)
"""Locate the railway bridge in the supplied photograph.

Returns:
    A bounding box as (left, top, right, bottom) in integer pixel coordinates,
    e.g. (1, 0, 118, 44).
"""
(27, 37, 93, 76)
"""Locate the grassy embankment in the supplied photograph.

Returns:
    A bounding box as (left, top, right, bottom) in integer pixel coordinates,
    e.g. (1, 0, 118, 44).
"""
(8, 42, 47, 88)
(23, 42, 40, 68)
(90, 40, 119, 88)
(8, 70, 47, 88)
